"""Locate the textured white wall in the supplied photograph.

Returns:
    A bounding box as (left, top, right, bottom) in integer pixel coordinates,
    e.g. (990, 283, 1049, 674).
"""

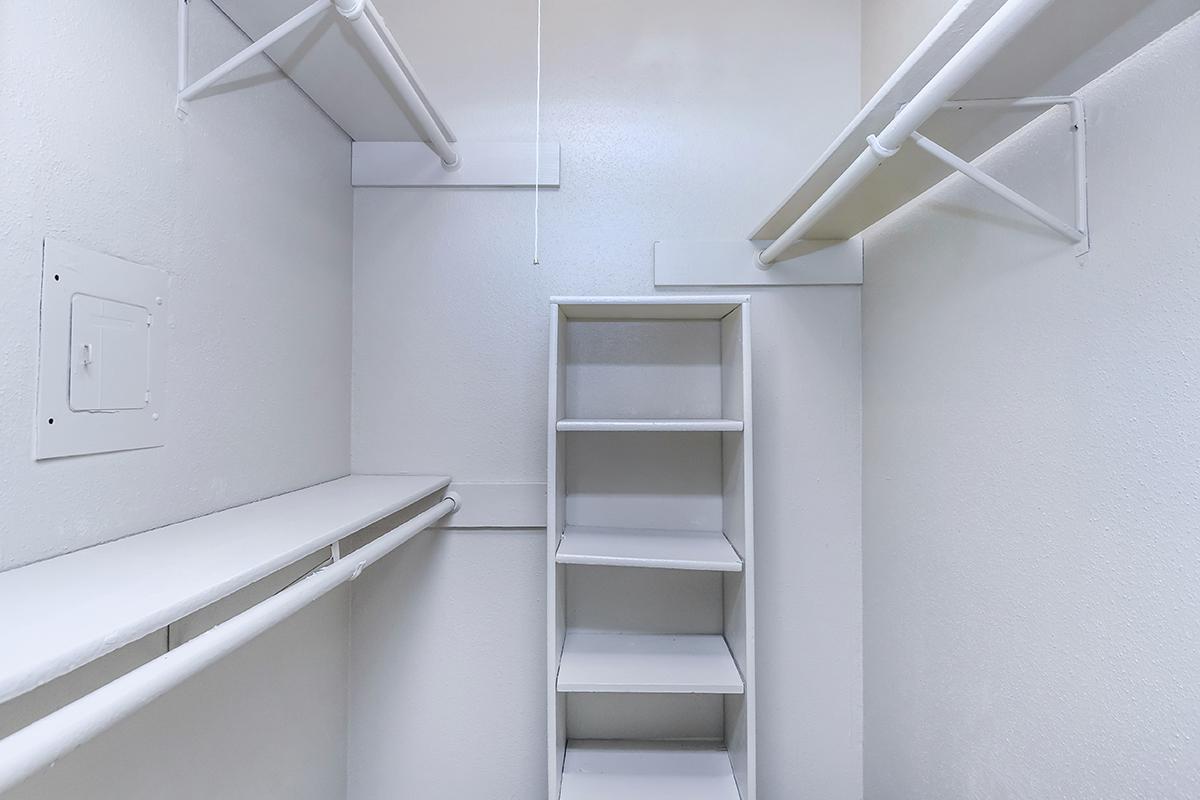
(350, 1, 863, 798)
(860, 0, 955, 102)
(862, 12, 1200, 799)
(0, 1, 353, 796)
(0, 0, 352, 570)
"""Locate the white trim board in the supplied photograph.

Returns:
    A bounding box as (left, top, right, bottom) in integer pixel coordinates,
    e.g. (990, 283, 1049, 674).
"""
(352, 142, 560, 187)
(654, 238, 863, 286)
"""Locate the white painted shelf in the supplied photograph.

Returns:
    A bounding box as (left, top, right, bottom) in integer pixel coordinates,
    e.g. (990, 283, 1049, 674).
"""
(560, 741, 740, 800)
(0, 474, 449, 704)
(557, 633, 743, 694)
(751, 0, 1198, 254)
(557, 419, 743, 432)
(556, 526, 742, 572)
(209, 0, 450, 143)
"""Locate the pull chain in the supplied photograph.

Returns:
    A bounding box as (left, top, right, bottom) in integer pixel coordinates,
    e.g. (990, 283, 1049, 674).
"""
(532, 0, 543, 265)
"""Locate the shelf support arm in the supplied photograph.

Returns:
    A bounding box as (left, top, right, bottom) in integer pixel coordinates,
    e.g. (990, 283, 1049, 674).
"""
(177, 0, 332, 105)
(908, 130, 1085, 246)
(756, 0, 1058, 268)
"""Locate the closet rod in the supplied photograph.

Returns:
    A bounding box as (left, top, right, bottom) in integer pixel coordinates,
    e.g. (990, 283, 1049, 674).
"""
(0, 494, 460, 795)
(331, 0, 460, 168)
(757, 0, 1056, 267)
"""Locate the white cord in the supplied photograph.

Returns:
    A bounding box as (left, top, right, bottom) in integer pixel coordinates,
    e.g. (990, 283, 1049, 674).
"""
(532, 0, 542, 266)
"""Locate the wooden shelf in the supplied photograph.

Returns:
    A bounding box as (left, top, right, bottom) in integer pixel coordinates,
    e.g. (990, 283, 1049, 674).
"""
(0, 474, 449, 704)
(560, 741, 740, 800)
(557, 633, 743, 694)
(557, 419, 743, 432)
(556, 526, 742, 572)
(751, 0, 1196, 255)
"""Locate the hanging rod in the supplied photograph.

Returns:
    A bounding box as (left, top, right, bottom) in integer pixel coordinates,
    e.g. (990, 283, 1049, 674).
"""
(0, 494, 461, 794)
(757, 0, 1058, 267)
(176, 0, 460, 169)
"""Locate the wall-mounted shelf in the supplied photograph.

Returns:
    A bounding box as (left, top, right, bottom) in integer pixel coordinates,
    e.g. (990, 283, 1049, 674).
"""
(560, 741, 740, 800)
(751, 0, 1197, 255)
(557, 633, 744, 694)
(549, 296, 756, 799)
(657, 0, 1200, 286)
(556, 526, 743, 572)
(0, 474, 449, 705)
(178, 0, 557, 187)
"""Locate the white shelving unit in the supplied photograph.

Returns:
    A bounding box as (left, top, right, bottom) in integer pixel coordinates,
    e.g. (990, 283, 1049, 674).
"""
(0, 474, 449, 704)
(548, 296, 755, 800)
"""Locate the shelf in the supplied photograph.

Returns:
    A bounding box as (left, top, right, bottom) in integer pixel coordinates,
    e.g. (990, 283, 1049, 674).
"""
(209, 0, 451, 143)
(557, 633, 743, 694)
(0, 474, 449, 704)
(556, 526, 742, 572)
(751, 0, 1197, 255)
(553, 296, 749, 321)
(560, 741, 740, 800)
(557, 419, 743, 432)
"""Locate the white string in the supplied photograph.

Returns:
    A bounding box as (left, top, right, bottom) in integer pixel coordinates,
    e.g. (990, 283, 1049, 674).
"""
(532, 0, 542, 266)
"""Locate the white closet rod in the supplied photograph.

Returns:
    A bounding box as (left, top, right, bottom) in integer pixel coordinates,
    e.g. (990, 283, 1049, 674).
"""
(0, 495, 460, 795)
(177, 0, 460, 168)
(332, 0, 460, 168)
(757, 0, 1056, 267)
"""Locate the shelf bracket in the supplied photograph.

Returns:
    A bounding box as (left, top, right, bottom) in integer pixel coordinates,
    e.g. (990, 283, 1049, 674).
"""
(176, 0, 331, 118)
(173, 0, 463, 170)
(914, 96, 1090, 256)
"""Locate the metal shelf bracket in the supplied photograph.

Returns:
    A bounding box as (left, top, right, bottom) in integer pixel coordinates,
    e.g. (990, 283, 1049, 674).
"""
(914, 96, 1090, 257)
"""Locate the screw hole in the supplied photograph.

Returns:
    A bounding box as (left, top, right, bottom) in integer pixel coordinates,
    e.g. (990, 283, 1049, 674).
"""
(53, 274, 60, 281)
(47, 418, 54, 425)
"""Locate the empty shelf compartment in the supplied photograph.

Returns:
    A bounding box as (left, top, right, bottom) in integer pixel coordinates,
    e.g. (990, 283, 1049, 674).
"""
(560, 740, 739, 800)
(557, 526, 742, 572)
(557, 633, 743, 694)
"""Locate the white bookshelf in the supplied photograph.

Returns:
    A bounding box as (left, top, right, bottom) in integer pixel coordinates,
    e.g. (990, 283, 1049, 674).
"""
(548, 296, 756, 800)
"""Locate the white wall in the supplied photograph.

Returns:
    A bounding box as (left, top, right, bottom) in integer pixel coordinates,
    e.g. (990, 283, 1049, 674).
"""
(0, 0, 352, 570)
(0, 1, 354, 796)
(860, 0, 955, 102)
(862, 12, 1200, 799)
(349, 1, 863, 798)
